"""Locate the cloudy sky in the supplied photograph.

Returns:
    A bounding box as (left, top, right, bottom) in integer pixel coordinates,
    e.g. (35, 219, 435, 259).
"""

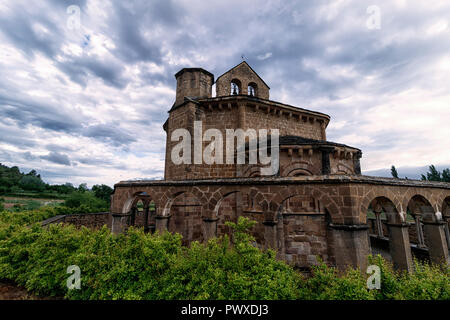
(0, 0, 449, 187)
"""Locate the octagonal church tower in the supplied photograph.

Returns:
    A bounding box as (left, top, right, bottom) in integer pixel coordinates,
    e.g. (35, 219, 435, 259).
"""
(163, 61, 362, 180)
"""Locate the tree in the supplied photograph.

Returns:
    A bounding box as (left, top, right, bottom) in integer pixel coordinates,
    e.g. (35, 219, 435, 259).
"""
(78, 183, 89, 192)
(391, 166, 399, 179)
(64, 191, 108, 210)
(421, 165, 442, 182)
(19, 175, 45, 192)
(442, 169, 450, 183)
(91, 184, 113, 203)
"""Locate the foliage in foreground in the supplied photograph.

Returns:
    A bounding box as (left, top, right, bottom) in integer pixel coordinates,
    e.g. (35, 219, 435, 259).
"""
(0, 210, 449, 300)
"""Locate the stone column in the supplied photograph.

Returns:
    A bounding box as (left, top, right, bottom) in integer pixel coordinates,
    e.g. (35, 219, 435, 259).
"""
(238, 103, 246, 129)
(263, 220, 278, 250)
(443, 215, 450, 250)
(353, 151, 362, 175)
(130, 207, 136, 227)
(155, 215, 170, 233)
(320, 121, 327, 141)
(111, 213, 131, 234)
(328, 223, 370, 271)
(143, 206, 150, 233)
(203, 217, 219, 241)
(319, 146, 334, 175)
(386, 222, 413, 272)
(414, 215, 426, 248)
(422, 220, 449, 265)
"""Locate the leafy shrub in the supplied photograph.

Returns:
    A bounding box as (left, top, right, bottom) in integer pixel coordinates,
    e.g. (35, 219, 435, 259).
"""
(0, 210, 448, 300)
(19, 176, 46, 192)
(368, 255, 450, 300)
(64, 191, 108, 211)
(0, 216, 300, 299)
(157, 217, 300, 299)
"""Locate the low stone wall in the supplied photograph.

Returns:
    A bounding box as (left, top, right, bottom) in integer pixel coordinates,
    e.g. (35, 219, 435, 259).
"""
(369, 235, 430, 262)
(41, 212, 110, 229)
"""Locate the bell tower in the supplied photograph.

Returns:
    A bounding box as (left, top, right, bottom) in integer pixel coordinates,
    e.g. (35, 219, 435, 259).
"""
(174, 68, 214, 106)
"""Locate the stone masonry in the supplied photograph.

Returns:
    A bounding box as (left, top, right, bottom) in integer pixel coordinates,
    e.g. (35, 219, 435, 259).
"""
(111, 61, 450, 271)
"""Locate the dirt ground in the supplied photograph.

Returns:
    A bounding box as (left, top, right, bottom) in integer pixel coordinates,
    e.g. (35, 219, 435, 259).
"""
(0, 280, 56, 300)
(1, 196, 64, 209)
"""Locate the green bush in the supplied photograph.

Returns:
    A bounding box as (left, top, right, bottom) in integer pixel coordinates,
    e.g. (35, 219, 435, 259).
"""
(0, 209, 448, 300)
(64, 191, 108, 211)
(0, 216, 301, 299)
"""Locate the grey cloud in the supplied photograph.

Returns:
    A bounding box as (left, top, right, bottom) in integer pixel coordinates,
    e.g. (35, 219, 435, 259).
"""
(82, 124, 137, 147)
(45, 144, 76, 153)
(0, 95, 83, 133)
(0, 3, 62, 59)
(108, 1, 180, 64)
(57, 55, 128, 89)
(40, 152, 71, 166)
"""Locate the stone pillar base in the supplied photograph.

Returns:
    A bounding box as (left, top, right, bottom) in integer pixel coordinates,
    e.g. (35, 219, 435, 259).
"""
(203, 217, 219, 241)
(263, 220, 278, 250)
(328, 223, 370, 271)
(423, 221, 449, 265)
(111, 213, 131, 234)
(386, 222, 413, 272)
(155, 215, 170, 233)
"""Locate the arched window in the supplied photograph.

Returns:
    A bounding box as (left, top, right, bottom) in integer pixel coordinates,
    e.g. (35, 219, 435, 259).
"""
(248, 82, 257, 96)
(231, 79, 241, 95)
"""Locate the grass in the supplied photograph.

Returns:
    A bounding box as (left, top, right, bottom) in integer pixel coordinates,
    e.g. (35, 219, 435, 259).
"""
(0, 197, 63, 212)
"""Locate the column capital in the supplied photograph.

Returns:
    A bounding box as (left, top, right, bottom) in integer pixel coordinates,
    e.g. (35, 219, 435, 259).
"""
(329, 223, 369, 231)
(422, 220, 447, 226)
(203, 217, 219, 222)
(385, 222, 410, 228)
(155, 215, 171, 220)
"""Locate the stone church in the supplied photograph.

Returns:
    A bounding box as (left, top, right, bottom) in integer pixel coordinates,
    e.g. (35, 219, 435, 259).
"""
(110, 62, 450, 271)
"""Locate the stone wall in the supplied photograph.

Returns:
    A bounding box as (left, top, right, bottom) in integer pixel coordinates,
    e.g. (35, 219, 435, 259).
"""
(282, 213, 329, 267)
(42, 212, 110, 229)
(111, 175, 450, 270)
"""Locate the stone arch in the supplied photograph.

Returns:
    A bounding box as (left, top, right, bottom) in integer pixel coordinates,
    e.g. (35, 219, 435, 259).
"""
(274, 188, 340, 268)
(407, 194, 449, 264)
(366, 196, 413, 271)
(213, 190, 243, 239)
(360, 187, 403, 223)
(122, 191, 152, 214)
(368, 196, 404, 224)
(280, 161, 314, 177)
(213, 190, 240, 217)
(230, 78, 241, 95)
(270, 186, 342, 223)
(247, 82, 257, 96)
(407, 194, 437, 223)
(277, 194, 329, 267)
(401, 190, 439, 218)
(335, 163, 354, 175)
(246, 188, 271, 215)
(442, 196, 450, 214)
(166, 190, 204, 245)
(119, 191, 156, 232)
(241, 165, 261, 177)
(442, 197, 450, 250)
